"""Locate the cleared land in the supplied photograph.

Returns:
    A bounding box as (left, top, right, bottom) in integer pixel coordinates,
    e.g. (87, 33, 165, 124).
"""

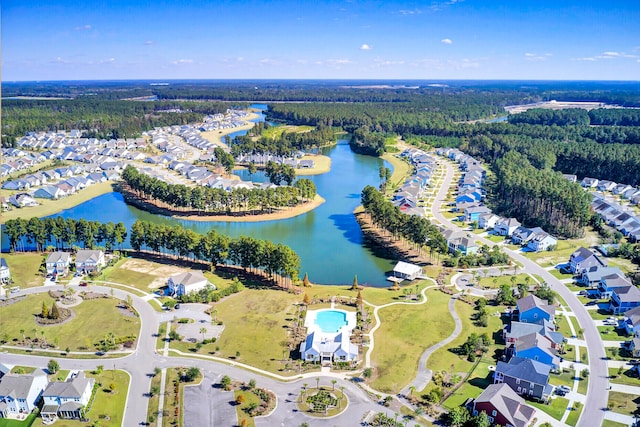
(1, 253, 44, 289)
(0, 293, 140, 351)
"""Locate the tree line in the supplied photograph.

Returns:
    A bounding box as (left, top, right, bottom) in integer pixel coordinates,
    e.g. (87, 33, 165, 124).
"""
(4, 217, 127, 252)
(509, 107, 640, 127)
(129, 220, 300, 286)
(487, 151, 592, 238)
(231, 122, 337, 157)
(361, 185, 448, 255)
(121, 165, 317, 215)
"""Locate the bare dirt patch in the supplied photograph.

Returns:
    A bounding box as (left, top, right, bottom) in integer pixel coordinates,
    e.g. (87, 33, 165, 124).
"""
(119, 258, 187, 290)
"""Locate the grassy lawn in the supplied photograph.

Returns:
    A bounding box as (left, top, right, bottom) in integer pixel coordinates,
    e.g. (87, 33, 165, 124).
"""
(0, 413, 37, 427)
(577, 376, 589, 394)
(530, 396, 570, 420)
(550, 269, 574, 280)
(598, 326, 629, 341)
(569, 316, 584, 339)
(608, 391, 640, 416)
(261, 124, 314, 139)
(98, 258, 158, 290)
(234, 388, 262, 427)
(381, 153, 412, 190)
(609, 367, 640, 386)
(556, 314, 572, 336)
(549, 369, 576, 388)
(565, 402, 584, 426)
(146, 372, 162, 426)
(1, 253, 45, 289)
(1, 182, 115, 222)
(370, 289, 456, 393)
(602, 420, 630, 427)
(485, 234, 506, 243)
(163, 368, 182, 427)
(524, 235, 596, 267)
(0, 293, 140, 352)
(476, 273, 531, 289)
(442, 360, 494, 410)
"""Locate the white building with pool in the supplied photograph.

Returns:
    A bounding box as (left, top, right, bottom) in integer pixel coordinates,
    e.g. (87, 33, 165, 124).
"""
(299, 309, 358, 364)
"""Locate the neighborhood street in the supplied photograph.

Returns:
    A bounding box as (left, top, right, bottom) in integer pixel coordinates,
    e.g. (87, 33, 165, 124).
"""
(430, 158, 609, 427)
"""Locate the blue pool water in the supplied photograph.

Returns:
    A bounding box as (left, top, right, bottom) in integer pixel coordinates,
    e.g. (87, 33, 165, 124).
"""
(315, 310, 348, 333)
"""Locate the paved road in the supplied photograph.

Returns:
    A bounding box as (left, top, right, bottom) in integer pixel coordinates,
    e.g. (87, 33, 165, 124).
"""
(431, 159, 609, 427)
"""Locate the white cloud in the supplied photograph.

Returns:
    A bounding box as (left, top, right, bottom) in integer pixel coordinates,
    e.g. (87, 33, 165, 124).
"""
(373, 58, 405, 67)
(441, 38, 453, 45)
(144, 40, 154, 46)
(524, 52, 549, 62)
(50, 57, 70, 64)
(399, 8, 421, 15)
(75, 24, 92, 31)
(573, 51, 637, 62)
(99, 58, 116, 64)
(360, 44, 373, 51)
(171, 59, 193, 65)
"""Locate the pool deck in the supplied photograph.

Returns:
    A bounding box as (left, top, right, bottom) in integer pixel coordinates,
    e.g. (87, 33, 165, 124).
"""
(304, 308, 357, 337)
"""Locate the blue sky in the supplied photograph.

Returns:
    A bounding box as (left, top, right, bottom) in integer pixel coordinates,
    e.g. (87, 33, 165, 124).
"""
(3, 0, 639, 81)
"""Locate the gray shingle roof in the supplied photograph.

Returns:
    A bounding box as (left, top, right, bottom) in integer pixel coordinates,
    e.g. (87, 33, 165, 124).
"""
(496, 356, 550, 385)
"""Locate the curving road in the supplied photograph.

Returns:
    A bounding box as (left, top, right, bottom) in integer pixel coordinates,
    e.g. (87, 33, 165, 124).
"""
(431, 158, 608, 427)
(1, 284, 399, 426)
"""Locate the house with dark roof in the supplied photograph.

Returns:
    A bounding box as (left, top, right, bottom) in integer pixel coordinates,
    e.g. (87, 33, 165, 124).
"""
(441, 229, 479, 256)
(623, 306, 640, 337)
(0, 369, 48, 418)
(516, 295, 555, 325)
(503, 321, 564, 349)
(508, 332, 561, 369)
(568, 247, 607, 275)
(470, 383, 536, 427)
(494, 357, 553, 402)
(41, 372, 95, 422)
(580, 266, 624, 287)
(526, 230, 557, 252)
(494, 218, 521, 237)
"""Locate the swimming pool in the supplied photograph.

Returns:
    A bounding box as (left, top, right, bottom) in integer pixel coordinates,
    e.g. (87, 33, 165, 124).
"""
(314, 310, 348, 333)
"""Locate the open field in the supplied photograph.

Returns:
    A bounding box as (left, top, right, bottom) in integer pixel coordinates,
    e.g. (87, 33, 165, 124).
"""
(0, 293, 139, 352)
(530, 396, 570, 420)
(608, 391, 640, 416)
(442, 360, 494, 409)
(1, 253, 45, 289)
(476, 273, 532, 289)
(609, 367, 640, 387)
(370, 289, 455, 393)
(565, 402, 584, 426)
(1, 182, 116, 222)
(381, 153, 412, 191)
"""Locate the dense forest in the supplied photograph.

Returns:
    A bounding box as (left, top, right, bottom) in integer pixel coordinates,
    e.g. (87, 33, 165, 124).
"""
(230, 122, 336, 156)
(509, 107, 640, 127)
(1, 98, 236, 145)
(487, 151, 592, 238)
(121, 165, 317, 215)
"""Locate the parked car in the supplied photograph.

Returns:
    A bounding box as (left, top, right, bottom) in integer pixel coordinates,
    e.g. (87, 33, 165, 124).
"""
(174, 303, 180, 310)
(79, 282, 88, 287)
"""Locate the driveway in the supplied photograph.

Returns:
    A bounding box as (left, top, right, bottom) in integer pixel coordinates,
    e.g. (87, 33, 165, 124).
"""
(183, 372, 237, 427)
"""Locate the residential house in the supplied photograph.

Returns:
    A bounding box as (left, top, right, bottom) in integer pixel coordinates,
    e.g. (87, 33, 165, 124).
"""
(167, 271, 211, 296)
(34, 185, 65, 200)
(478, 213, 500, 230)
(509, 332, 561, 369)
(300, 329, 358, 363)
(581, 266, 624, 288)
(601, 276, 640, 314)
(46, 252, 71, 276)
(526, 230, 557, 252)
(516, 295, 555, 324)
(464, 205, 491, 223)
(503, 321, 564, 349)
(494, 357, 553, 402)
(580, 177, 598, 188)
(470, 383, 536, 427)
(74, 250, 105, 274)
(562, 174, 577, 183)
(511, 227, 537, 245)
(598, 180, 617, 192)
(0, 369, 48, 418)
(0, 258, 10, 283)
(623, 306, 640, 337)
(494, 218, 521, 237)
(568, 247, 607, 275)
(9, 193, 38, 208)
(41, 372, 95, 422)
(628, 337, 640, 358)
(441, 229, 479, 256)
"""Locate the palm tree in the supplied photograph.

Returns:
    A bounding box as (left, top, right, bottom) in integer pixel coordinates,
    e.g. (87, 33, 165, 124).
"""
(315, 377, 320, 390)
(40, 330, 47, 346)
(199, 327, 207, 342)
(331, 379, 337, 391)
(20, 329, 25, 341)
(211, 309, 218, 323)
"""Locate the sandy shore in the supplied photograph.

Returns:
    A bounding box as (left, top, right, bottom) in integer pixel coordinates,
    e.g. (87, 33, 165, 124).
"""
(174, 194, 325, 222)
(296, 154, 331, 176)
(200, 112, 261, 149)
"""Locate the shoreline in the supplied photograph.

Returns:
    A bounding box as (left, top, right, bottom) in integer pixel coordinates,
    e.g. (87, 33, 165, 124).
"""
(200, 112, 261, 149)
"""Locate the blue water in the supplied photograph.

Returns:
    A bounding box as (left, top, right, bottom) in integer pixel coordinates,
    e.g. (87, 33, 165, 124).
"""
(315, 310, 347, 333)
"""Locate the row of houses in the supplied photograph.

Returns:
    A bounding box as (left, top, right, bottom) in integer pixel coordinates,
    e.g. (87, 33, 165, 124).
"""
(392, 148, 439, 216)
(0, 368, 94, 422)
(579, 176, 640, 204)
(591, 193, 640, 242)
(568, 247, 640, 314)
(467, 294, 562, 427)
(46, 250, 106, 276)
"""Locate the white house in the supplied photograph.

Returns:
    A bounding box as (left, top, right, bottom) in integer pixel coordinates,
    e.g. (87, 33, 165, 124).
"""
(494, 217, 521, 237)
(167, 271, 211, 296)
(0, 369, 48, 418)
(0, 258, 10, 283)
(392, 261, 423, 281)
(74, 250, 105, 274)
(527, 230, 558, 252)
(46, 252, 72, 276)
(300, 309, 358, 364)
(41, 372, 95, 422)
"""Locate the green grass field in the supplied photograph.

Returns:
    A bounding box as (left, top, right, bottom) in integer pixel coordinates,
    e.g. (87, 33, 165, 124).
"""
(598, 326, 629, 341)
(565, 402, 584, 426)
(1, 253, 45, 289)
(0, 413, 37, 427)
(530, 396, 570, 420)
(609, 367, 640, 387)
(0, 293, 140, 351)
(608, 391, 640, 416)
(381, 153, 412, 191)
(370, 289, 456, 393)
(549, 369, 576, 388)
(602, 420, 630, 427)
(476, 273, 532, 289)
(442, 360, 494, 410)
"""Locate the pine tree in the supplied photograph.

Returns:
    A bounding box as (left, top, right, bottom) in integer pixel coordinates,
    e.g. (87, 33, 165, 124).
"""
(41, 301, 49, 319)
(303, 293, 311, 305)
(352, 275, 359, 290)
(356, 290, 363, 308)
(50, 302, 60, 320)
(303, 272, 311, 287)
